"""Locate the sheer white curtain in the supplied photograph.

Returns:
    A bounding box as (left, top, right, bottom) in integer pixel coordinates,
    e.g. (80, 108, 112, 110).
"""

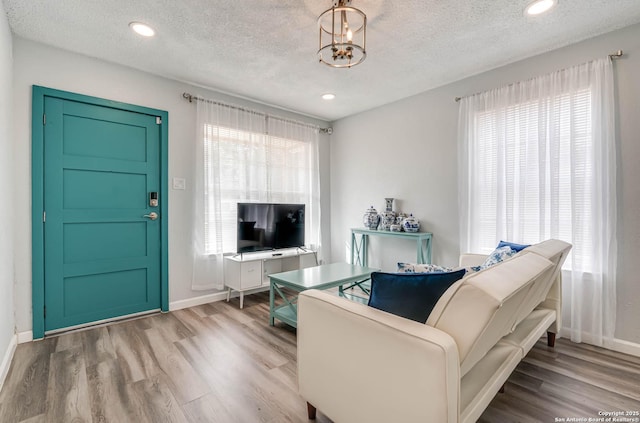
(191, 99, 321, 291)
(458, 58, 617, 345)
(266, 117, 322, 256)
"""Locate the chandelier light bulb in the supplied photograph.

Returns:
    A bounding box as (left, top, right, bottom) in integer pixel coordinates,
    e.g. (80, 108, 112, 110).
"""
(318, 0, 367, 68)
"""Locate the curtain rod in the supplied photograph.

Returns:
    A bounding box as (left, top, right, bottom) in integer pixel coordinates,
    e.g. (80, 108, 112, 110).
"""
(454, 50, 624, 102)
(182, 92, 332, 133)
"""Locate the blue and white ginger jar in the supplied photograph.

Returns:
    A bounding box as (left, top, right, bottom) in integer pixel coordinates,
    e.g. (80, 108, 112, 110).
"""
(402, 214, 420, 233)
(363, 206, 381, 230)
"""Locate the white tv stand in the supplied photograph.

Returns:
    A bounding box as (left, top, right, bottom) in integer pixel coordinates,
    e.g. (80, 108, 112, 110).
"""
(224, 248, 317, 308)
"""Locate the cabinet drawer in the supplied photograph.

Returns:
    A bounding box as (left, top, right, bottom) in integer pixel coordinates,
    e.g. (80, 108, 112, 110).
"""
(263, 259, 282, 284)
(240, 260, 262, 289)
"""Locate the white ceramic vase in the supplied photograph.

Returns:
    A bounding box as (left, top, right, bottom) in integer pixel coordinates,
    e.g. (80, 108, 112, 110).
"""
(378, 198, 396, 231)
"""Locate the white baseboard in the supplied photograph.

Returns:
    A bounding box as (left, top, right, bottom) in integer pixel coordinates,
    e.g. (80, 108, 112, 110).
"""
(559, 328, 640, 358)
(604, 338, 640, 358)
(169, 286, 269, 311)
(169, 291, 229, 311)
(17, 331, 33, 344)
(0, 334, 17, 393)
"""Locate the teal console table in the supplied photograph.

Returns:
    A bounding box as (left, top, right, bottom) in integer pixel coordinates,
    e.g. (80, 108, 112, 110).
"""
(350, 228, 433, 266)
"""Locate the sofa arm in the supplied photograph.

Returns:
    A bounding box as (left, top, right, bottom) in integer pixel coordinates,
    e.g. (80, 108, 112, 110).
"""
(459, 253, 487, 268)
(298, 290, 460, 423)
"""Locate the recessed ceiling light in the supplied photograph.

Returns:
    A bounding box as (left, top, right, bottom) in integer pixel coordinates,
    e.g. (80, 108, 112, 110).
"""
(525, 0, 557, 16)
(322, 93, 335, 100)
(129, 22, 155, 37)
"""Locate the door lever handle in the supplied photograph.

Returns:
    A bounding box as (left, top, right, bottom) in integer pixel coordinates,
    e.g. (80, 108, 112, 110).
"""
(143, 212, 159, 221)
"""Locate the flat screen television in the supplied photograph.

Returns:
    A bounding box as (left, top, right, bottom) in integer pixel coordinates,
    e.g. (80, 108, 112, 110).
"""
(237, 203, 306, 253)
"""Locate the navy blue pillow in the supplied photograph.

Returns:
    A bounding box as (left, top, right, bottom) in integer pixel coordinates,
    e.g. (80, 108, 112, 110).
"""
(497, 240, 531, 252)
(367, 269, 466, 323)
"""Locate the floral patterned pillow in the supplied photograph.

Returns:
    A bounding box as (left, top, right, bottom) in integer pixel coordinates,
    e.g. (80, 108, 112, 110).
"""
(396, 263, 454, 273)
(469, 246, 518, 272)
(397, 245, 518, 275)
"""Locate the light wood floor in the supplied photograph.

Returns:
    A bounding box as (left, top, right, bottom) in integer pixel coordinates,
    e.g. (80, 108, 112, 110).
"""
(1, 291, 639, 423)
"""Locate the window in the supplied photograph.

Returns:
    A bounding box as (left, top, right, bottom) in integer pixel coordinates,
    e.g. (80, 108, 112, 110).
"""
(191, 100, 321, 292)
(471, 90, 593, 270)
(458, 57, 617, 344)
(202, 120, 318, 255)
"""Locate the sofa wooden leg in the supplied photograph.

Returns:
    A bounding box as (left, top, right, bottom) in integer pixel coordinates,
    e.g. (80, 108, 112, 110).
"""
(499, 384, 505, 394)
(307, 402, 317, 420)
(547, 331, 556, 347)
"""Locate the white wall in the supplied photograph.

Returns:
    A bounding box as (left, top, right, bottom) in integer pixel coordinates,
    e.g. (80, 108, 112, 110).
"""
(12, 37, 331, 334)
(330, 23, 640, 344)
(0, 2, 16, 382)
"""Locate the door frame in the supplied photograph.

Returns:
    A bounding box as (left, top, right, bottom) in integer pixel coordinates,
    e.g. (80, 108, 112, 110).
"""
(31, 85, 169, 339)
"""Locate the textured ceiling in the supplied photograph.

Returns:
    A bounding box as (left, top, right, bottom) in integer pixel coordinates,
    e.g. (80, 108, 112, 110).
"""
(4, 0, 640, 121)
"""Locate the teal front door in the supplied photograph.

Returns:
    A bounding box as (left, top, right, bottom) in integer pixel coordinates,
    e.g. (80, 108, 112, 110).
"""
(35, 89, 167, 334)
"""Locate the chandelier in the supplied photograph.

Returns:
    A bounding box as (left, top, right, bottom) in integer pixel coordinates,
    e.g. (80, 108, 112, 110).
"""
(318, 0, 367, 68)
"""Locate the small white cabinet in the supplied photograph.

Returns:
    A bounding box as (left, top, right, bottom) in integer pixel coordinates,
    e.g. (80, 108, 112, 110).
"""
(224, 250, 316, 308)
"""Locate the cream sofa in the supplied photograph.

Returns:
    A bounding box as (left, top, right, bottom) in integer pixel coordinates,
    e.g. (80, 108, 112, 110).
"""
(297, 239, 571, 423)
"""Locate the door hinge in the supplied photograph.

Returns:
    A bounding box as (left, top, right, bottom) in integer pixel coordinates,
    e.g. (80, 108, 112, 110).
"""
(44, 305, 46, 318)
(43, 211, 46, 222)
(156, 117, 162, 124)
(43, 114, 46, 125)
